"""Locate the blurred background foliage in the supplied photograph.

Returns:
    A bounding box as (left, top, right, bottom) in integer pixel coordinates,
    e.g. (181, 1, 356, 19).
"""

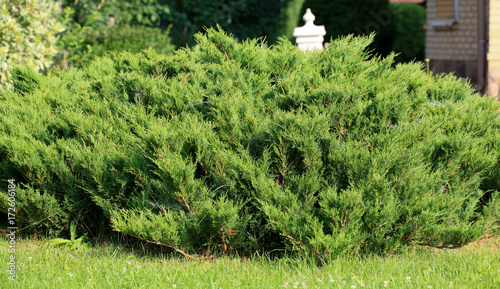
(61, 0, 426, 62)
(1, 0, 426, 85)
(300, 0, 425, 62)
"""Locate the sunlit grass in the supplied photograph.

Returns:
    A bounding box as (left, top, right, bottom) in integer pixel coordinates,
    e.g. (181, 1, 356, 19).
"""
(1, 236, 499, 288)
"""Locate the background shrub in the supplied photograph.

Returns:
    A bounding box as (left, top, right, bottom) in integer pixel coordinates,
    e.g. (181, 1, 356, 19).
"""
(83, 25, 175, 58)
(154, 0, 290, 46)
(0, 0, 64, 88)
(388, 3, 426, 63)
(1, 28, 498, 261)
(62, 0, 304, 47)
(61, 0, 172, 28)
(59, 0, 424, 64)
(297, 1, 426, 63)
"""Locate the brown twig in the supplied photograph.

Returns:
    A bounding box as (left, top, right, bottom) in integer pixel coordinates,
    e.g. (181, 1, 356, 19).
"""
(284, 233, 306, 252)
(373, 222, 387, 233)
(125, 231, 196, 260)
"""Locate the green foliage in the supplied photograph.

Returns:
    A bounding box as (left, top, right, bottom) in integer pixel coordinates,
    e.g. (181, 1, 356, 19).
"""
(168, 0, 289, 46)
(55, 6, 98, 69)
(296, 2, 425, 63)
(10, 65, 42, 95)
(62, 0, 172, 28)
(47, 220, 91, 249)
(83, 25, 175, 58)
(388, 3, 426, 63)
(0, 0, 65, 88)
(55, 3, 175, 69)
(63, 0, 296, 47)
(275, 0, 307, 40)
(1, 28, 499, 261)
(14, 186, 68, 236)
(32, 1, 175, 71)
(481, 191, 500, 233)
(300, 0, 394, 56)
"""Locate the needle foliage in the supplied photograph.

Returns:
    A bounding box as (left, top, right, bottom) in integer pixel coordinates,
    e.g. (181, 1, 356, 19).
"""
(1, 28, 499, 261)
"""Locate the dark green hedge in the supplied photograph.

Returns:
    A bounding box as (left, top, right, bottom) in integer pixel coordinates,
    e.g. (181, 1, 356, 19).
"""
(61, 0, 423, 63)
(1, 28, 499, 261)
(298, 1, 425, 63)
(83, 25, 175, 58)
(62, 0, 300, 47)
(389, 3, 426, 63)
(300, 0, 394, 56)
(61, 0, 172, 27)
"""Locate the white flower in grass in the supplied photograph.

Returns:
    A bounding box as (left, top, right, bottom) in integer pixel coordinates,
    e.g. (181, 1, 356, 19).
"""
(28, 257, 32, 261)
(427, 286, 432, 289)
(126, 261, 131, 265)
(351, 285, 356, 288)
(173, 285, 177, 288)
(406, 276, 411, 282)
(383, 280, 389, 287)
(69, 273, 73, 277)
(330, 279, 334, 283)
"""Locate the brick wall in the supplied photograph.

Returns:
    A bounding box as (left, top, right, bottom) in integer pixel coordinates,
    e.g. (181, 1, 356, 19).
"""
(426, 0, 478, 61)
(488, 0, 500, 68)
(488, 0, 500, 97)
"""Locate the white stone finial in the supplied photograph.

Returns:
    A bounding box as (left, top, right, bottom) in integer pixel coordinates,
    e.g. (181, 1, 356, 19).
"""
(303, 8, 315, 25)
(293, 9, 326, 51)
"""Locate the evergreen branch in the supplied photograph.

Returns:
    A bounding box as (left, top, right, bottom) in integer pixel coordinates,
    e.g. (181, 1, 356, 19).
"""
(213, 185, 231, 193)
(124, 231, 196, 260)
(418, 242, 465, 249)
(272, 221, 327, 265)
(283, 233, 306, 252)
(404, 220, 425, 243)
(22, 203, 44, 226)
(300, 192, 313, 214)
(269, 220, 306, 252)
(407, 134, 428, 148)
(179, 191, 191, 212)
(215, 43, 231, 61)
(373, 222, 387, 233)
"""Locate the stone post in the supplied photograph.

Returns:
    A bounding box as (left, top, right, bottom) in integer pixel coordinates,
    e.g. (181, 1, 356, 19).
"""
(293, 9, 326, 51)
(487, 68, 500, 101)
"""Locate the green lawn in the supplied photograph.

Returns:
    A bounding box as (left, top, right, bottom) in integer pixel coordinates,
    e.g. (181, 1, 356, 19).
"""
(1, 236, 499, 288)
